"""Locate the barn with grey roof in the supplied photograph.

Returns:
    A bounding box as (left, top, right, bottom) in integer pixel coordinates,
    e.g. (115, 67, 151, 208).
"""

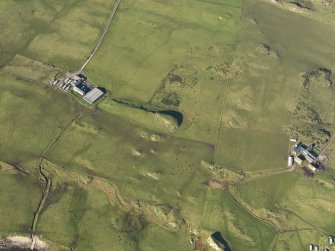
(83, 87, 105, 104)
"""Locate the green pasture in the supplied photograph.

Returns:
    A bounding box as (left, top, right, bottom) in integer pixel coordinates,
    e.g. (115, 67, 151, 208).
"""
(1, 0, 335, 250)
(38, 182, 137, 250)
(237, 170, 335, 233)
(0, 72, 81, 163)
(0, 168, 42, 236)
(99, 96, 179, 133)
(23, 0, 116, 70)
(3, 54, 64, 85)
(215, 0, 335, 170)
(86, 0, 243, 143)
(0, 0, 66, 66)
(201, 189, 276, 251)
(47, 110, 213, 207)
(215, 129, 288, 172)
(275, 230, 329, 251)
(138, 224, 193, 251)
(87, 0, 243, 100)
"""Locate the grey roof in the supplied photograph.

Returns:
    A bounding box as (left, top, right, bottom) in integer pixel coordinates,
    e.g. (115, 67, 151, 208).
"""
(305, 155, 315, 163)
(293, 145, 302, 154)
(83, 87, 104, 104)
(302, 150, 316, 162)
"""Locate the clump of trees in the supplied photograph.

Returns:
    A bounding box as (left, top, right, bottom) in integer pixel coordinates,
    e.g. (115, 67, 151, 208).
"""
(290, 99, 322, 124)
(286, 126, 331, 145)
(303, 68, 333, 89)
(161, 92, 180, 107)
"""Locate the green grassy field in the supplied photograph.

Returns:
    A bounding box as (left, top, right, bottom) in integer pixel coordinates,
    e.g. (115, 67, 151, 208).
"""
(1, 0, 335, 250)
(47, 111, 213, 203)
(214, 0, 335, 171)
(0, 72, 82, 163)
(0, 164, 42, 236)
(201, 189, 276, 251)
(275, 230, 329, 251)
(2, 55, 64, 85)
(0, 0, 64, 67)
(236, 169, 335, 237)
(86, 0, 244, 143)
(23, 0, 116, 71)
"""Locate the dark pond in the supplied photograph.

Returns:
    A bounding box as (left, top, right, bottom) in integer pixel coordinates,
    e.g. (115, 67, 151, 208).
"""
(111, 98, 183, 127)
(211, 231, 232, 251)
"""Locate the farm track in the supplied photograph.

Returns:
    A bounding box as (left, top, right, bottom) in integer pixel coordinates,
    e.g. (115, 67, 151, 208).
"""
(80, 0, 121, 71)
(229, 188, 329, 235)
(240, 166, 296, 184)
(228, 188, 281, 232)
(230, 178, 331, 251)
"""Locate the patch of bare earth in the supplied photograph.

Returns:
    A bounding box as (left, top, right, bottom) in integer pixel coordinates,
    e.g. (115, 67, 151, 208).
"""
(1, 236, 48, 251)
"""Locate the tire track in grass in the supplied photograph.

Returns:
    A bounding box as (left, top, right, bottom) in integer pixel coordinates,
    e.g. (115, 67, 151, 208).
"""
(228, 188, 282, 233)
(230, 187, 330, 251)
(211, 0, 246, 164)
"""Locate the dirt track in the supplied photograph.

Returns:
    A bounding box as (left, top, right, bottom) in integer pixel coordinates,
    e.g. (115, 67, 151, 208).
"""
(80, 0, 121, 72)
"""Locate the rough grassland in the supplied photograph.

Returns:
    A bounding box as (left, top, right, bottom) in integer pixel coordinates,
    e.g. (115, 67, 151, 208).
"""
(86, 0, 243, 143)
(48, 111, 213, 205)
(38, 182, 138, 250)
(201, 189, 276, 251)
(215, 0, 335, 171)
(0, 166, 42, 236)
(1, 0, 335, 250)
(23, 0, 116, 71)
(0, 0, 70, 66)
(236, 170, 335, 249)
(3, 54, 64, 85)
(0, 72, 81, 163)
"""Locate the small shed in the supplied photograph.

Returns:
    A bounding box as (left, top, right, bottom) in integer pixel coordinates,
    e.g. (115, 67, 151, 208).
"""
(314, 245, 319, 251)
(310, 244, 314, 251)
(329, 235, 334, 245)
(294, 155, 304, 165)
(288, 156, 294, 167)
(307, 163, 317, 172)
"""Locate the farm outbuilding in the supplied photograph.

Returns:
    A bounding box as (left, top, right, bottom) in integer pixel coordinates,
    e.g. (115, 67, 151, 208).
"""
(302, 149, 317, 163)
(293, 144, 306, 155)
(307, 163, 317, 172)
(73, 82, 90, 96)
(83, 87, 104, 104)
(288, 156, 294, 167)
(294, 155, 304, 165)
